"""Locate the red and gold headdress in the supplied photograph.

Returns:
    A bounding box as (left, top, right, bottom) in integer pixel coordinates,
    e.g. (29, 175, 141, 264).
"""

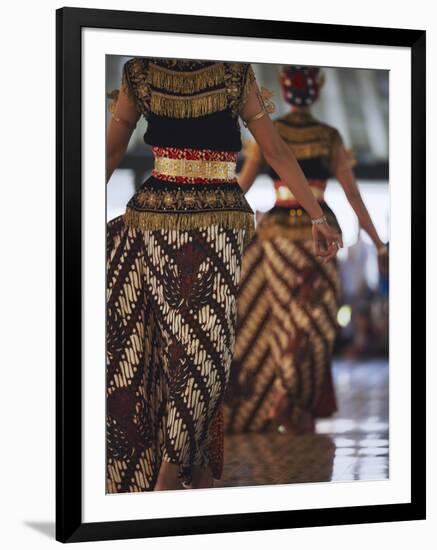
(279, 65, 325, 106)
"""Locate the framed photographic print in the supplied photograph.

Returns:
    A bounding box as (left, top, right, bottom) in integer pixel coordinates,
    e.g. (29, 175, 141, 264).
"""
(56, 6, 426, 543)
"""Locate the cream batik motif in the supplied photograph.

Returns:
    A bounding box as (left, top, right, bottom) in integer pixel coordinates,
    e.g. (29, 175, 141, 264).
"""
(106, 218, 245, 491)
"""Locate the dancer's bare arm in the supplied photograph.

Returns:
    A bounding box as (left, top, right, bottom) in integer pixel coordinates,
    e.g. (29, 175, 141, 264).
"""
(334, 146, 388, 272)
(106, 86, 140, 183)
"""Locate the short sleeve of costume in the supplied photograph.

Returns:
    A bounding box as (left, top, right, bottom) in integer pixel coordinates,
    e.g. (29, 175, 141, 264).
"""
(329, 128, 356, 173)
(224, 62, 257, 117)
(239, 64, 276, 119)
(120, 58, 151, 119)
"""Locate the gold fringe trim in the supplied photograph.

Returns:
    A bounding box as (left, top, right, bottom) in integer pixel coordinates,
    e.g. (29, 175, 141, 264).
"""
(150, 89, 228, 118)
(242, 139, 332, 165)
(149, 62, 225, 94)
(276, 122, 337, 143)
(123, 208, 255, 248)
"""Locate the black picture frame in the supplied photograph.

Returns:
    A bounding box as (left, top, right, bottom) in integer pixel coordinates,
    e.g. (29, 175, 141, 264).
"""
(56, 6, 426, 543)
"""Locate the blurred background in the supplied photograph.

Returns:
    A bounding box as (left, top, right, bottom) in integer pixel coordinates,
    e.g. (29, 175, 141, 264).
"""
(106, 56, 389, 484)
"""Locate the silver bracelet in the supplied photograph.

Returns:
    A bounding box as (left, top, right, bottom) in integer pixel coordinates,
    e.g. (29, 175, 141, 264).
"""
(311, 215, 327, 225)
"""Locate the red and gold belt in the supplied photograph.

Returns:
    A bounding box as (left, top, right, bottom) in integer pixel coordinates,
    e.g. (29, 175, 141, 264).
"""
(151, 146, 238, 184)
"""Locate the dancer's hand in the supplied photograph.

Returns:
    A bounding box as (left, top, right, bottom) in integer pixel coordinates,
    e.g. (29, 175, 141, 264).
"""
(377, 243, 389, 275)
(312, 222, 343, 263)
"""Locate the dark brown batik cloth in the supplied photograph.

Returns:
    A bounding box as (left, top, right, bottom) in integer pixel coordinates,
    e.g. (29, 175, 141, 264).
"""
(222, 231, 341, 434)
(106, 220, 246, 491)
(106, 57, 256, 492)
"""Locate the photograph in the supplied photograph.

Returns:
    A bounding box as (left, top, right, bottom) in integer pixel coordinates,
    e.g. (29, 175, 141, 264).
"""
(2, 0, 434, 548)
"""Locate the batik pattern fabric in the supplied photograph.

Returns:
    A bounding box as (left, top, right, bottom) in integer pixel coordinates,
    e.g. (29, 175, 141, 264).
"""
(106, 57, 256, 492)
(107, 218, 244, 490)
(222, 229, 340, 433)
(222, 110, 345, 434)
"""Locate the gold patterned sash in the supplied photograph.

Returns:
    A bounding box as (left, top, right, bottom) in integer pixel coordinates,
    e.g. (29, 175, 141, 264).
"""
(154, 157, 237, 181)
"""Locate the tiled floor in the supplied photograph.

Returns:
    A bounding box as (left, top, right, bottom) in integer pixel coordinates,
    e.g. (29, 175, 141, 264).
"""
(215, 359, 389, 488)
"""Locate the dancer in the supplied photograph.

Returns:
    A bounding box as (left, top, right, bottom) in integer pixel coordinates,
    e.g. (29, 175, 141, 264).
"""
(105, 58, 342, 492)
(223, 65, 388, 435)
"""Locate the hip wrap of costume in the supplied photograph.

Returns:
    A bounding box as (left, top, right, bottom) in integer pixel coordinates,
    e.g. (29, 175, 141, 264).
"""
(223, 110, 350, 434)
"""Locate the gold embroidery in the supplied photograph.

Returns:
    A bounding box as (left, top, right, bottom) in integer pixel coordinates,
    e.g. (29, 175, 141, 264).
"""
(275, 116, 346, 170)
(130, 186, 249, 212)
(154, 157, 237, 180)
(150, 88, 228, 118)
(149, 62, 225, 94)
(124, 208, 255, 249)
(224, 63, 255, 116)
(275, 121, 345, 167)
(243, 137, 331, 163)
(121, 59, 256, 119)
(276, 122, 337, 143)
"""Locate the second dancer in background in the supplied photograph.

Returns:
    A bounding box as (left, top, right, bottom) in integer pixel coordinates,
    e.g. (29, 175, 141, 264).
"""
(223, 65, 388, 435)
